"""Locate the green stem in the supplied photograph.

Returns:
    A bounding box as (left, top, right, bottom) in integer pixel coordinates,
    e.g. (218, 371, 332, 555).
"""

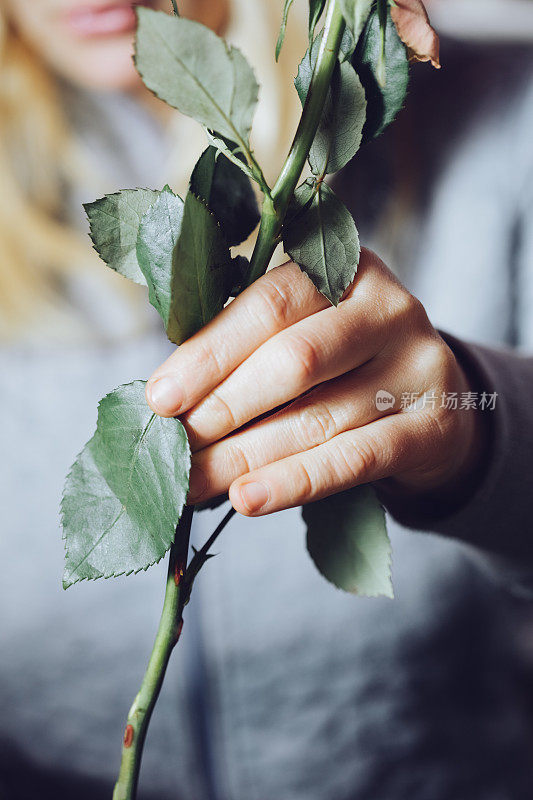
(246, 0, 345, 286)
(112, 5, 346, 794)
(112, 506, 194, 800)
(247, 194, 279, 287)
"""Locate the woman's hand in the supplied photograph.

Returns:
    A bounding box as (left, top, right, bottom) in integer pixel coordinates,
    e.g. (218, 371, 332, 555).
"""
(146, 249, 483, 516)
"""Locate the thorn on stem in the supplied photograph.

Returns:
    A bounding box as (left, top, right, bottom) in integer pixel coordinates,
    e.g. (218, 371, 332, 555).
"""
(174, 561, 185, 586)
(124, 724, 134, 748)
(175, 619, 184, 642)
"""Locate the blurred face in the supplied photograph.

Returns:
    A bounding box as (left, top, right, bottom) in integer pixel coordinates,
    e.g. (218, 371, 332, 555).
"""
(2, 1, 229, 91)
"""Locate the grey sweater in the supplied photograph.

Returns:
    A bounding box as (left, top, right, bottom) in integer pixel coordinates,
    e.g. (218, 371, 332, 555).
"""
(1, 42, 533, 800)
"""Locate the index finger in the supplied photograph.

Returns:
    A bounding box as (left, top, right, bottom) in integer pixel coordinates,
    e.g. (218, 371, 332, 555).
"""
(146, 261, 329, 417)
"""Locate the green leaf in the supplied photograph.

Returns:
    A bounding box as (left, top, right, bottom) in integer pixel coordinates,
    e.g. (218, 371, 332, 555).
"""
(283, 180, 360, 305)
(136, 185, 184, 327)
(314, 61, 366, 175)
(190, 146, 260, 247)
(84, 188, 160, 284)
(275, 0, 295, 61)
(135, 8, 258, 146)
(205, 131, 256, 182)
(303, 485, 393, 598)
(339, 0, 373, 47)
(136, 186, 234, 345)
(169, 192, 233, 344)
(376, 0, 388, 87)
(294, 34, 320, 106)
(308, 0, 327, 41)
(228, 255, 250, 295)
(296, 45, 367, 176)
(352, 6, 409, 141)
(61, 381, 191, 588)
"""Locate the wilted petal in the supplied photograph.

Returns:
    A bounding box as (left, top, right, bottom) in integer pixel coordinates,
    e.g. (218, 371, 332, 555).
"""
(390, 0, 440, 68)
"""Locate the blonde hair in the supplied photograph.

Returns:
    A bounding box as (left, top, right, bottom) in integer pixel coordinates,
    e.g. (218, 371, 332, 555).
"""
(0, 1, 306, 341)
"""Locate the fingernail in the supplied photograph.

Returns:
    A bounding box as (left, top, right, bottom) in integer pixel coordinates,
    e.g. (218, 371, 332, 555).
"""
(239, 481, 270, 513)
(148, 376, 184, 416)
(188, 465, 208, 501)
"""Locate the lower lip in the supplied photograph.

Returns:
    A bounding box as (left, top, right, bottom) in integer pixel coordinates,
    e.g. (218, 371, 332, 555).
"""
(65, 3, 149, 38)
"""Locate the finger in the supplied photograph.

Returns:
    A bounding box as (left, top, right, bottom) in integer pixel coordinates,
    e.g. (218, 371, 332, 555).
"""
(182, 286, 391, 449)
(187, 359, 403, 501)
(146, 261, 330, 417)
(227, 410, 440, 516)
(182, 250, 411, 447)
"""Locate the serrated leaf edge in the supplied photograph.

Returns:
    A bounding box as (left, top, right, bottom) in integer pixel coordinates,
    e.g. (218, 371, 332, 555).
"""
(284, 182, 361, 307)
(83, 187, 160, 281)
(187, 190, 232, 246)
(134, 9, 259, 148)
(60, 380, 191, 589)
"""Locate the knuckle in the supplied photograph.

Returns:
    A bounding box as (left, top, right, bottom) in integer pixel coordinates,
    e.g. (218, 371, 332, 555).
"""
(195, 340, 225, 381)
(208, 389, 238, 432)
(336, 435, 379, 483)
(284, 333, 321, 387)
(221, 441, 251, 478)
(299, 402, 337, 448)
(392, 290, 427, 328)
(352, 248, 387, 289)
(420, 339, 456, 388)
(255, 275, 294, 330)
(346, 265, 376, 305)
(294, 460, 314, 501)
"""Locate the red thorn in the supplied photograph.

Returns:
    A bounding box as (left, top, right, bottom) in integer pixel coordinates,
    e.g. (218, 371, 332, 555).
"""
(176, 619, 184, 642)
(174, 561, 185, 586)
(124, 724, 134, 748)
